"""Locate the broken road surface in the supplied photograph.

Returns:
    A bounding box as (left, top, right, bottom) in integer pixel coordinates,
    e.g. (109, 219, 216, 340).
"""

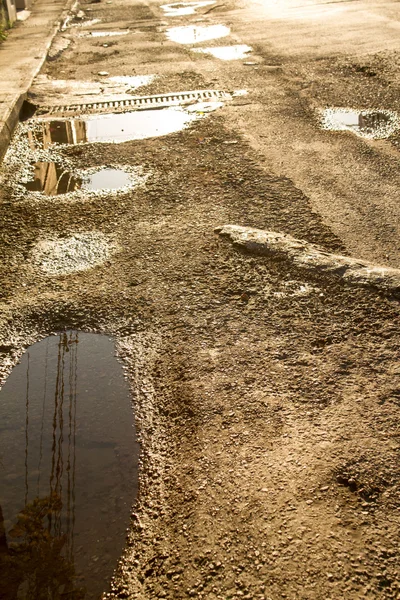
(0, 0, 400, 598)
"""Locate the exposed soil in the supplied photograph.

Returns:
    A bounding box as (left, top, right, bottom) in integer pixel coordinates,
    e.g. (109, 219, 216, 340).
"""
(0, 0, 399, 598)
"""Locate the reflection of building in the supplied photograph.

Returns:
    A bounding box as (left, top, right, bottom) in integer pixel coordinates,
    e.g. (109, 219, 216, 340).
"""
(27, 120, 87, 151)
(42, 120, 87, 148)
(358, 112, 389, 131)
(25, 162, 82, 196)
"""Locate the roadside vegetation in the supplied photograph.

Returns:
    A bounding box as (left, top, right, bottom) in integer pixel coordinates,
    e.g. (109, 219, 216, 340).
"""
(0, 2, 9, 42)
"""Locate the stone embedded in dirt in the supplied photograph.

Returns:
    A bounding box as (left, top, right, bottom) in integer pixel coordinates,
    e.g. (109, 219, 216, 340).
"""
(215, 224, 400, 294)
(47, 36, 71, 61)
(98, 71, 109, 76)
(320, 108, 400, 139)
(32, 232, 117, 275)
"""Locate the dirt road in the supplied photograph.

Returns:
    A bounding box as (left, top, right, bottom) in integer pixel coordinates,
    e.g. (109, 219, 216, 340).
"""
(0, 0, 399, 598)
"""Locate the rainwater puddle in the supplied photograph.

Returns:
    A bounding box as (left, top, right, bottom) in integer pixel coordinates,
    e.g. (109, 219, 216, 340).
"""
(30, 108, 201, 147)
(161, 1, 215, 16)
(0, 331, 139, 600)
(107, 75, 156, 89)
(32, 232, 117, 275)
(24, 162, 82, 196)
(23, 164, 146, 196)
(82, 168, 136, 191)
(193, 44, 252, 60)
(166, 24, 230, 44)
(320, 108, 400, 139)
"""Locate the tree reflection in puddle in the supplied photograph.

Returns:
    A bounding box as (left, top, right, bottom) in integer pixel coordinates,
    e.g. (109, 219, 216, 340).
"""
(0, 495, 85, 599)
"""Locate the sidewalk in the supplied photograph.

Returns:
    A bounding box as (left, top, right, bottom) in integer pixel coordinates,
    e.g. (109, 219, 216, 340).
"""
(0, 0, 73, 159)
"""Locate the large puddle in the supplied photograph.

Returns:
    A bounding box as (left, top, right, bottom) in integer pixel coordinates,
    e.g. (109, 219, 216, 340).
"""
(193, 44, 252, 60)
(29, 108, 201, 147)
(166, 24, 230, 44)
(0, 332, 139, 599)
(161, 1, 215, 16)
(320, 108, 400, 139)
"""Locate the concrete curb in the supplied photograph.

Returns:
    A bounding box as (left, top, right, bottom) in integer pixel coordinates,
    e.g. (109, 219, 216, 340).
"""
(215, 224, 400, 295)
(0, 0, 75, 161)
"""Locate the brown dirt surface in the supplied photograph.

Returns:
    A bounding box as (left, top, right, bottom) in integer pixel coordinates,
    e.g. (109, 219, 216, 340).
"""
(0, 0, 400, 598)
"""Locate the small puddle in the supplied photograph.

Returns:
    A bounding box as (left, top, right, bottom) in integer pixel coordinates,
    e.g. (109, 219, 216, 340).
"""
(193, 44, 252, 60)
(82, 168, 136, 191)
(24, 164, 146, 196)
(320, 108, 400, 139)
(32, 232, 117, 275)
(30, 108, 201, 147)
(108, 75, 156, 89)
(161, 1, 216, 16)
(0, 331, 139, 599)
(166, 24, 230, 44)
(24, 162, 82, 195)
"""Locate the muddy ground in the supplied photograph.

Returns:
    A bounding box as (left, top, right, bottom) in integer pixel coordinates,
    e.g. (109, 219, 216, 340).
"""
(1, 0, 400, 598)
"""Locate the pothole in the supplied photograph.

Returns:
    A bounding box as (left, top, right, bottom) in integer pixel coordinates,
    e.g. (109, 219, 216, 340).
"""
(32, 232, 117, 275)
(166, 24, 230, 44)
(161, 0, 216, 16)
(0, 331, 138, 598)
(193, 44, 252, 60)
(107, 75, 156, 89)
(23, 164, 148, 196)
(29, 108, 203, 147)
(320, 108, 400, 139)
